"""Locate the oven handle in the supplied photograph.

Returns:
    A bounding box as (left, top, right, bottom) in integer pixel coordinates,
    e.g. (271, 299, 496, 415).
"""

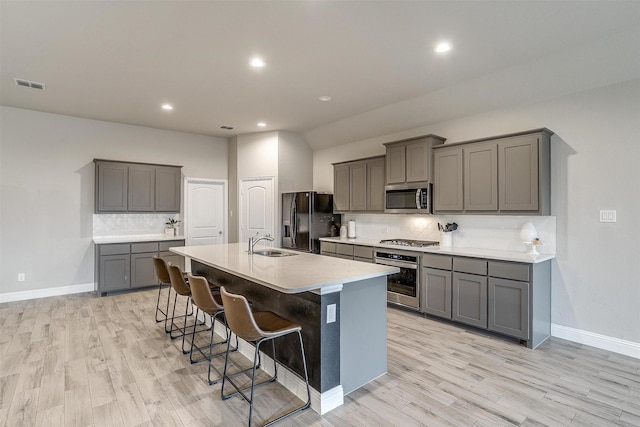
(375, 259, 418, 270)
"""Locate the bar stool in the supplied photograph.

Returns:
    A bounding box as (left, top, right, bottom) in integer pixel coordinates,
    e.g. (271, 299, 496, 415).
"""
(167, 264, 207, 354)
(152, 256, 172, 324)
(219, 286, 311, 427)
(187, 274, 237, 384)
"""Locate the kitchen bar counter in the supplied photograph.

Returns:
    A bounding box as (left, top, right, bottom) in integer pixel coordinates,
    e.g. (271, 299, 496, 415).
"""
(170, 243, 398, 415)
(93, 234, 186, 244)
(320, 236, 555, 263)
(170, 243, 397, 293)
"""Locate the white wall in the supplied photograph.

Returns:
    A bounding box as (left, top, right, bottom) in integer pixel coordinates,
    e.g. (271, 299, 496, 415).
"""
(313, 79, 640, 344)
(278, 131, 313, 193)
(0, 106, 228, 295)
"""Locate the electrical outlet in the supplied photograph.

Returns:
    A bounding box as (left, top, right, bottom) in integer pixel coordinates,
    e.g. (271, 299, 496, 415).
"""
(599, 210, 617, 223)
(327, 304, 336, 324)
(18, 273, 25, 282)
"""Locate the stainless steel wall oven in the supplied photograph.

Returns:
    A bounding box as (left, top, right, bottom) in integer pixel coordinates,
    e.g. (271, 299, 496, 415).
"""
(375, 249, 420, 310)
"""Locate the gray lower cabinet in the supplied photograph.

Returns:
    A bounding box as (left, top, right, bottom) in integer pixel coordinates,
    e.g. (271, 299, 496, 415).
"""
(452, 272, 488, 328)
(422, 267, 452, 319)
(488, 277, 529, 339)
(96, 239, 184, 294)
(420, 253, 550, 348)
(99, 254, 130, 291)
(130, 242, 160, 288)
(320, 241, 373, 263)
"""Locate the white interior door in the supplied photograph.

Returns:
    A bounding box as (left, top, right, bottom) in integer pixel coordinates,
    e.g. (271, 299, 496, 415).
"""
(240, 177, 275, 248)
(186, 179, 227, 247)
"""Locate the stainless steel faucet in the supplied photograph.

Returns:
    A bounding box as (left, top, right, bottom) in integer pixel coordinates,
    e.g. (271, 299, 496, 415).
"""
(248, 232, 274, 254)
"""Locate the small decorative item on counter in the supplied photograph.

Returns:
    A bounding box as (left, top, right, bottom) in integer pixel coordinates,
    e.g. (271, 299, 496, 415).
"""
(340, 224, 347, 238)
(533, 237, 542, 246)
(165, 218, 181, 237)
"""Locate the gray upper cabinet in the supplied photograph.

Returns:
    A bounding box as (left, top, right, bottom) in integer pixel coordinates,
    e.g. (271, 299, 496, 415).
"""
(95, 160, 182, 213)
(349, 161, 367, 211)
(333, 163, 350, 212)
(465, 143, 498, 211)
(384, 135, 446, 185)
(155, 166, 181, 212)
(433, 129, 552, 215)
(366, 157, 385, 211)
(96, 162, 128, 212)
(433, 147, 463, 212)
(385, 145, 406, 184)
(128, 164, 155, 212)
(498, 134, 540, 212)
(333, 156, 385, 212)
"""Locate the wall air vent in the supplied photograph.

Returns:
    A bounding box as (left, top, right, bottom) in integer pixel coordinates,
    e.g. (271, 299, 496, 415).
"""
(220, 125, 234, 130)
(14, 78, 45, 90)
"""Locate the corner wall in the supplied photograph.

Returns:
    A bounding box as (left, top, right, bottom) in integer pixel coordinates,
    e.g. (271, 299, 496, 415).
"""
(0, 106, 228, 296)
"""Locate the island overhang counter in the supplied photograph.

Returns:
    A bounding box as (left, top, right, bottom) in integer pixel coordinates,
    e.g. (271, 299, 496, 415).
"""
(169, 243, 399, 414)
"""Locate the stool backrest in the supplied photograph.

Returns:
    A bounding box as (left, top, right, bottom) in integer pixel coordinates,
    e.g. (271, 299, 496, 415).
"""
(220, 286, 263, 341)
(188, 274, 222, 314)
(167, 264, 190, 296)
(153, 256, 171, 284)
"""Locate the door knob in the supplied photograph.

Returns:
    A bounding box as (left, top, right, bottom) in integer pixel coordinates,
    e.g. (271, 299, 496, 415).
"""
(218, 231, 223, 235)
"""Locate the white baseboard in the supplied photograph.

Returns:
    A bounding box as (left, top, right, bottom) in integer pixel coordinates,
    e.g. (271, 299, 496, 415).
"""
(0, 282, 95, 304)
(551, 323, 640, 359)
(212, 321, 344, 414)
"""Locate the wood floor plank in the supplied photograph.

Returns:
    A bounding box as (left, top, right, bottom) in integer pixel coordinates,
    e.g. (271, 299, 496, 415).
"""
(1, 288, 638, 427)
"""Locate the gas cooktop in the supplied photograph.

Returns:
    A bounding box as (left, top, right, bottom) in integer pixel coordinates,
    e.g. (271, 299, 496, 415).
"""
(379, 239, 439, 248)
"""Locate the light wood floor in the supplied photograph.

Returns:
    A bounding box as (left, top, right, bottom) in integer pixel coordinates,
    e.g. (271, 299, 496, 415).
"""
(1, 288, 638, 427)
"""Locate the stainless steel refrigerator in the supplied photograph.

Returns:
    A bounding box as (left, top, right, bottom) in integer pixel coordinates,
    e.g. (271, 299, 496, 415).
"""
(281, 192, 340, 253)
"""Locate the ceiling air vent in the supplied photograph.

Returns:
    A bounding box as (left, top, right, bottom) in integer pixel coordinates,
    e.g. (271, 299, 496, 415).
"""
(14, 78, 45, 90)
(220, 125, 234, 130)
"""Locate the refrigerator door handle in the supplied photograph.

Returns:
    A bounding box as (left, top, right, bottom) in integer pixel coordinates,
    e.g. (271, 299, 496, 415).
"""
(291, 196, 297, 245)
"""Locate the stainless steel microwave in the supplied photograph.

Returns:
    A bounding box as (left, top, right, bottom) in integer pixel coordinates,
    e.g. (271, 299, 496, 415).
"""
(384, 183, 432, 214)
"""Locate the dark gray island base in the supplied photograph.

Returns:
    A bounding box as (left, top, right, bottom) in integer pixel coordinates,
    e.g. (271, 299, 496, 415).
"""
(192, 259, 388, 414)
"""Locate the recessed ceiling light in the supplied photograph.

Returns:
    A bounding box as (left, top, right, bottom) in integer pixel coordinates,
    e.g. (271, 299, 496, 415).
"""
(250, 57, 265, 68)
(257, 122, 267, 127)
(161, 104, 174, 111)
(318, 96, 332, 102)
(434, 42, 452, 53)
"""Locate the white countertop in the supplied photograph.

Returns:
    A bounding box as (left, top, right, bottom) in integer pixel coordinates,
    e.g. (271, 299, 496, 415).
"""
(93, 234, 186, 244)
(319, 237, 555, 264)
(170, 243, 399, 294)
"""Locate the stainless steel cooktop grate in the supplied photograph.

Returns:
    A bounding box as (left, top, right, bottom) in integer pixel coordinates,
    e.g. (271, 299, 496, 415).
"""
(379, 239, 439, 247)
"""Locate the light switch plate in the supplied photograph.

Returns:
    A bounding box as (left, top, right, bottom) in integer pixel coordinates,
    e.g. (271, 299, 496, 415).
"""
(599, 210, 617, 223)
(327, 303, 336, 324)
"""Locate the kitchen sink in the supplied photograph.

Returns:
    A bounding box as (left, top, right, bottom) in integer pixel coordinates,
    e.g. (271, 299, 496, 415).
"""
(252, 250, 297, 257)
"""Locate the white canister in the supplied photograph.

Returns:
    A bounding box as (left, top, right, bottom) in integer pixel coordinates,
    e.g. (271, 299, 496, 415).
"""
(440, 232, 452, 247)
(340, 225, 347, 238)
(347, 220, 356, 238)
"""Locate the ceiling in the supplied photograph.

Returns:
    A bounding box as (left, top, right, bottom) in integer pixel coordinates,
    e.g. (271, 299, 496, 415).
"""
(2, 1, 640, 150)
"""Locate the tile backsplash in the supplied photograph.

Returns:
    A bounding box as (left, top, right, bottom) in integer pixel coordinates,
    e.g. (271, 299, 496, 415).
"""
(93, 213, 181, 237)
(341, 213, 556, 254)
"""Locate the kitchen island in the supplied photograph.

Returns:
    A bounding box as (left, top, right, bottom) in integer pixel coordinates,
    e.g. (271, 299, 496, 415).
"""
(169, 243, 398, 414)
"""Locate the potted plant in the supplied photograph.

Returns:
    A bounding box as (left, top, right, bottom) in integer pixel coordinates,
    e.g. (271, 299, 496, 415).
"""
(165, 218, 181, 237)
